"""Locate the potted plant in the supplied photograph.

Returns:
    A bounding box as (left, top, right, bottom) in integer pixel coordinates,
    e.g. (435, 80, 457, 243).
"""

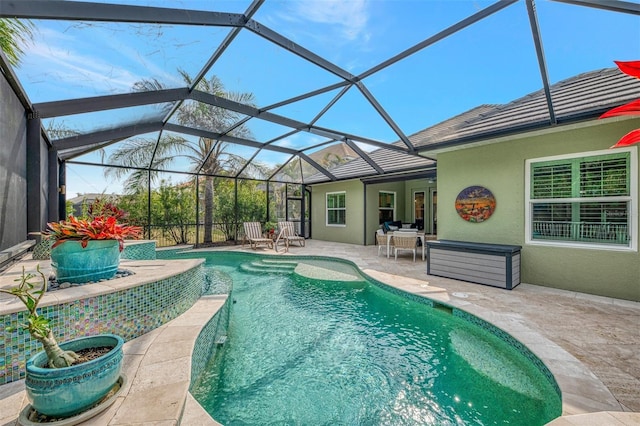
(43, 200, 142, 284)
(1, 266, 124, 419)
(263, 221, 277, 238)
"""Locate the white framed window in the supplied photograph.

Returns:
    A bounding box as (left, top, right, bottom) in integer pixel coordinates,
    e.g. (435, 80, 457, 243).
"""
(379, 191, 396, 224)
(525, 147, 637, 251)
(326, 191, 346, 226)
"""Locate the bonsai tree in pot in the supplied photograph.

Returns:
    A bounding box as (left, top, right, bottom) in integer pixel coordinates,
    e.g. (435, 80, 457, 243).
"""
(1, 266, 125, 419)
(43, 199, 142, 284)
(1, 266, 80, 368)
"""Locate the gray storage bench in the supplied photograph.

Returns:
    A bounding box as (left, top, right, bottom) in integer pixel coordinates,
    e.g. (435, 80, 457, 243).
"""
(426, 240, 521, 290)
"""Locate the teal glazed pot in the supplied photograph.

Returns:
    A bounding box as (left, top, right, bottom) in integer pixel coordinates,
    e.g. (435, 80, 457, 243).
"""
(25, 334, 124, 418)
(50, 240, 120, 284)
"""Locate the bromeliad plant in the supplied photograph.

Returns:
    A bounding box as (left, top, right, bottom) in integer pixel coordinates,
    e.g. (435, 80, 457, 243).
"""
(44, 199, 142, 251)
(44, 215, 142, 251)
(0, 266, 79, 368)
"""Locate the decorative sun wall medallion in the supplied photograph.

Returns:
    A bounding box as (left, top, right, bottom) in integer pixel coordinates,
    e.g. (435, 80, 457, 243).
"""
(455, 186, 496, 223)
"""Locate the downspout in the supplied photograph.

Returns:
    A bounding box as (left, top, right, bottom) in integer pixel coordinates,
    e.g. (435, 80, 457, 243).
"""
(363, 181, 367, 246)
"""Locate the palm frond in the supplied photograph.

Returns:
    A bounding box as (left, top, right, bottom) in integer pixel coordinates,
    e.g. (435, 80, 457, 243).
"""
(0, 18, 34, 67)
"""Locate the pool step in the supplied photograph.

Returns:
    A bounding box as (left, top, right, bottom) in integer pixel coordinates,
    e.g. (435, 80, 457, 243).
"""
(261, 259, 299, 266)
(239, 260, 297, 274)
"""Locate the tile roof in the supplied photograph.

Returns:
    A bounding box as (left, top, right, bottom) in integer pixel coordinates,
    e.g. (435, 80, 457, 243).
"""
(412, 67, 640, 150)
(307, 66, 640, 184)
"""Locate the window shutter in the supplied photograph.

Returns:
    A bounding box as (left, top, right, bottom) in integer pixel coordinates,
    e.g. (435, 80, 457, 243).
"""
(531, 163, 572, 198)
(580, 156, 629, 197)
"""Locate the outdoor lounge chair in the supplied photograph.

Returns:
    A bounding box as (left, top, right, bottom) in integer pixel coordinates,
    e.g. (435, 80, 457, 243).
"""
(393, 231, 418, 262)
(275, 221, 305, 252)
(243, 222, 273, 250)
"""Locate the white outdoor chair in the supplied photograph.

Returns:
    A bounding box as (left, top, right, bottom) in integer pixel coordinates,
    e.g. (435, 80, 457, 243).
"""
(393, 231, 418, 262)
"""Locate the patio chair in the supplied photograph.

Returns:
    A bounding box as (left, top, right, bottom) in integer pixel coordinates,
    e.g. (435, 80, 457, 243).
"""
(242, 222, 273, 250)
(275, 221, 305, 252)
(393, 231, 418, 262)
(376, 229, 393, 257)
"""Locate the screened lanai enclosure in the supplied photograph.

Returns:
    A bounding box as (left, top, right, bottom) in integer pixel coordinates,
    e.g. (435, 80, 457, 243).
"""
(1, 0, 639, 247)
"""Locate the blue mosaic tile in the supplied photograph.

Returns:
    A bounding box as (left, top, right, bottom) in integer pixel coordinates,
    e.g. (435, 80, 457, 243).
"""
(32, 239, 53, 260)
(155, 246, 194, 259)
(453, 309, 561, 398)
(0, 263, 204, 385)
(190, 298, 231, 392)
(122, 241, 157, 260)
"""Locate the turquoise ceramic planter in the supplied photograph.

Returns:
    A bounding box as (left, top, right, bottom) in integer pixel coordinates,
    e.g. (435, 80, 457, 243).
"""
(50, 240, 120, 284)
(25, 334, 124, 418)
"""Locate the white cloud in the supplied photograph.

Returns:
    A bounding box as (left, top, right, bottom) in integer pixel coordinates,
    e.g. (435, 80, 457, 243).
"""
(263, 0, 372, 71)
(280, 0, 371, 43)
(296, 0, 370, 41)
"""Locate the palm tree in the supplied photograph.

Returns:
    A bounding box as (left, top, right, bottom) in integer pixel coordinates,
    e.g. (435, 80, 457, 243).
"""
(106, 70, 267, 243)
(0, 18, 34, 66)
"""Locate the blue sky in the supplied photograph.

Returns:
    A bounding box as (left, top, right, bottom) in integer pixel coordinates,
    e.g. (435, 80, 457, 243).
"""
(11, 0, 640, 196)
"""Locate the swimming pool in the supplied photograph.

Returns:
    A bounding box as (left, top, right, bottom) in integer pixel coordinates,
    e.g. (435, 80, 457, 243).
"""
(180, 251, 561, 425)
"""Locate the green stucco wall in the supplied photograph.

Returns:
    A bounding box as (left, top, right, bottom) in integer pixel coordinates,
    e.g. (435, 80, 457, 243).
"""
(310, 180, 365, 244)
(437, 118, 640, 301)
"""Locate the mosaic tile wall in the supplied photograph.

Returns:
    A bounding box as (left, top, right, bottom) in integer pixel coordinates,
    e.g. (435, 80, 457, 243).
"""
(31, 239, 53, 260)
(189, 297, 231, 393)
(155, 246, 193, 259)
(121, 241, 157, 260)
(453, 309, 561, 398)
(0, 264, 204, 385)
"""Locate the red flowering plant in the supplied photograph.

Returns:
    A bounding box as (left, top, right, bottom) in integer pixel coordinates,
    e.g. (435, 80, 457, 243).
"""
(43, 199, 142, 251)
(600, 60, 640, 148)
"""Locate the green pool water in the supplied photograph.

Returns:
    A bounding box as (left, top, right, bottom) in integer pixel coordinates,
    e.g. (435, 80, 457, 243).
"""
(182, 252, 561, 425)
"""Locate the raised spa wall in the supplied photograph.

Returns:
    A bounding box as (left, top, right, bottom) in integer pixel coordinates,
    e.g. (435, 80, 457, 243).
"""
(0, 242, 204, 386)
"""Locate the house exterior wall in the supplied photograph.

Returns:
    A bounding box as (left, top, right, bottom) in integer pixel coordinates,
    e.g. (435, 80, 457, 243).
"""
(437, 118, 640, 301)
(310, 180, 365, 244)
(311, 179, 435, 246)
(365, 181, 405, 245)
(0, 73, 28, 252)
